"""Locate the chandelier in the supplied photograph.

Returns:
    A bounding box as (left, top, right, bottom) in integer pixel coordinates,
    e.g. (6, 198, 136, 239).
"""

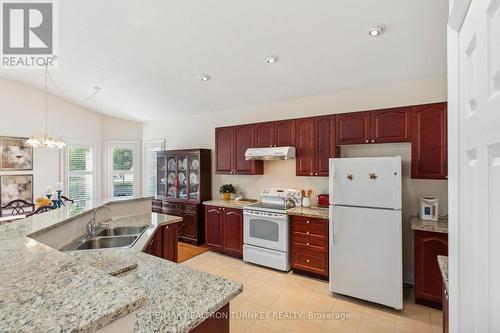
(26, 66, 66, 149)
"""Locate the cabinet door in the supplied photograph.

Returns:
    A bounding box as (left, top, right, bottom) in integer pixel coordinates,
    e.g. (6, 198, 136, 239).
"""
(254, 122, 274, 148)
(336, 112, 370, 145)
(215, 127, 233, 174)
(182, 212, 197, 240)
(144, 228, 163, 258)
(296, 118, 315, 176)
(233, 124, 263, 175)
(205, 206, 223, 249)
(411, 103, 448, 179)
(414, 230, 448, 308)
(371, 107, 411, 143)
(314, 116, 335, 176)
(222, 208, 243, 258)
(274, 119, 296, 146)
(163, 223, 179, 262)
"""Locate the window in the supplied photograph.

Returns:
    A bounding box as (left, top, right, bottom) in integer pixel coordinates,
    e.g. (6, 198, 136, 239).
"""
(65, 141, 96, 212)
(143, 139, 165, 196)
(108, 142, 139, 199)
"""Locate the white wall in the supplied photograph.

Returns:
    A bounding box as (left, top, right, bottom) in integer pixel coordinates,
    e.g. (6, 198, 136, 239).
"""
(144, 76, 449, 283)
(0, 78, 142, 202)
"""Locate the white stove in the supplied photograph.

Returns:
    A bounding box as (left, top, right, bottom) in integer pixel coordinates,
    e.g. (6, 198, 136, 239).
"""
(243, 188, 302, 271)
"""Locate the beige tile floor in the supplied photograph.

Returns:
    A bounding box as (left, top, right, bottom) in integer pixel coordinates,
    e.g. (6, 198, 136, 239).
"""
(182, 251, 443, 333)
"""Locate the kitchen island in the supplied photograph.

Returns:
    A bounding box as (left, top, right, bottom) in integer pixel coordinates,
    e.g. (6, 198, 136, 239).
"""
(0, 197, 242, 332)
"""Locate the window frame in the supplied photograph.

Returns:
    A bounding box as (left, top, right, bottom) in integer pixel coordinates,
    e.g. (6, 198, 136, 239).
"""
(107, 141, 140, 199)
(64, 139, 98, 209)
(143, 139, 166, 197)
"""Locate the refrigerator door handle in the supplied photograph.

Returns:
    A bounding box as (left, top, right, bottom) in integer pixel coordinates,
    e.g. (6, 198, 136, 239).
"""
(329, 206, 335, 237)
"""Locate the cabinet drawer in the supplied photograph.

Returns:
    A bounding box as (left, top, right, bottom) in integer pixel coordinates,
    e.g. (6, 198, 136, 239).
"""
(292, 248, 328, 275)
(184, 204, 197, 214)
(162, 201, 184, 212)
(291, 221, 327, 236)
(292, 232, 327, 252)
(292, 215, 328, 228)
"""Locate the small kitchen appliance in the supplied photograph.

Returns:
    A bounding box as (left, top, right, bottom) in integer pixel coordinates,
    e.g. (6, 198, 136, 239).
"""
(243, 188, 302, 271)
(420, 196, 439, 221)
(317, 194, 329, 208)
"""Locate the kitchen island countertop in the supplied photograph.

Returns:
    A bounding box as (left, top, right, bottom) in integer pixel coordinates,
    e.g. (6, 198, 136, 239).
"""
(0, 197, 242, 332)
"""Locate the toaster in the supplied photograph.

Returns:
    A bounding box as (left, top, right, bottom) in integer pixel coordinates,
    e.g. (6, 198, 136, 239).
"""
(317, 194, 329, 208)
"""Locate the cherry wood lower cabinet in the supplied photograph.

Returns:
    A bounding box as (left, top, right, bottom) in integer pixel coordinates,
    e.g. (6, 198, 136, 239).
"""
(414, 230, 448, 309)
(290, 215, 329, 279)
(144, 223, 179, 263)
(204, 205, 243, 258)
(161, 201, 205, 245)
(190, 303, 229, 333)
(443, 282, 449, 333)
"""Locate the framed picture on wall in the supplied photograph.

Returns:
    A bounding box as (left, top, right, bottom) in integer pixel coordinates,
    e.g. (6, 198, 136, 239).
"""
(0, 175, 34, 206)
(0, 137, 33, 171)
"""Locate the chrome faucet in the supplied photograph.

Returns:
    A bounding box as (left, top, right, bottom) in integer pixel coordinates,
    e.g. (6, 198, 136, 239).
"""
(87, 205, 111, 236)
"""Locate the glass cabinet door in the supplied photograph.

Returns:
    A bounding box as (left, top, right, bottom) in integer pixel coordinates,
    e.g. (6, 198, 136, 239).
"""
(166, 156, 177, 198)
(188, 154, 200, 201)
(177, 155, 188, 199)
(157, 156, 166, 197)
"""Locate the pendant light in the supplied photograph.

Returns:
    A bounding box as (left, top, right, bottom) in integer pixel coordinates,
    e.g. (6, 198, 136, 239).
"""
(26, 66, 66, 149)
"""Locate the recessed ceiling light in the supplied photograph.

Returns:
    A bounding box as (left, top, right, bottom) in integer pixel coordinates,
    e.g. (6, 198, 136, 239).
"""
(266, 55, 279, 64)
(200, 74, 210, 81)
(368, 26, 383, 37)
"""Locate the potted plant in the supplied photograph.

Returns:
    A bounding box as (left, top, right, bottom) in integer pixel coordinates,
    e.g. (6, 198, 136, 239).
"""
(219, 184, 235, 201)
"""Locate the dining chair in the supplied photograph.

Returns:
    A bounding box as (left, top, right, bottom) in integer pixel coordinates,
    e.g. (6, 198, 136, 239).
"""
(26, 205, 55, 217)
(60, 196, 75, 206)
(0, 199, 35, 217)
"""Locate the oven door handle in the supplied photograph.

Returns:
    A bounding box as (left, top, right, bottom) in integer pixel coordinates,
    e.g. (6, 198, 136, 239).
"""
(244, 210, 286, 218)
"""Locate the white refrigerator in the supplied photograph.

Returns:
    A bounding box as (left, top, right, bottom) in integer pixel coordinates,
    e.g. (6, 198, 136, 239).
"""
(329, 157, 403, 310)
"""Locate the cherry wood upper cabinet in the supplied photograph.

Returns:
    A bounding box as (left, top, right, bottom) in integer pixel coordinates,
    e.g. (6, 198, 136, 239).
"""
(254, 122, 274, 147)
(215, 125, 263, 175)
(295, 118, 315, 176)
(336, 112, 370, 145)
(234, 124, 261, 175)
(274, 120, 295, 146)
(411, 103, 448, 179)
(370, 107, 411, 143)
(222, 208, 243, 257)
(254, 119, 296, 147)
(314, 116, 338, 176)
(215, 127, 233, 174)
(205, 206, 223, 249)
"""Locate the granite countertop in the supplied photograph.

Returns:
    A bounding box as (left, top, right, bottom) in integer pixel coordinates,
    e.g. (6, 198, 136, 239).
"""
(203, 199, 257, 209)
(287, 206, 329, 219)
(438, 255, 449, 293)
(0, 197, 242, 332)
(411, 216, 448, 233)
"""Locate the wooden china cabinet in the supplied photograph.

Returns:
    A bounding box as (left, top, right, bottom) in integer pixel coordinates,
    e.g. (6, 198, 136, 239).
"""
(154, 149, 211, 245)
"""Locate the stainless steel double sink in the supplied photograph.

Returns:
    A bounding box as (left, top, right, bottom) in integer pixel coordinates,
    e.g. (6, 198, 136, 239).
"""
(61, 225, 148, 251)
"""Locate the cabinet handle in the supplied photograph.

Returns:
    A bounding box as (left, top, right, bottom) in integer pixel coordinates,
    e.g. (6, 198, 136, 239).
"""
(371, 139, 375, 143)
(306, 243, 309, 246)
(306, 231, 310, 235)
(310, 173, 313, 176)
(166, 226, 169, 229)
(365, 140, 369, 143)
(315, 173, 318, 176)
(306, 259, 310, 263)
(306, 221, 310, 224)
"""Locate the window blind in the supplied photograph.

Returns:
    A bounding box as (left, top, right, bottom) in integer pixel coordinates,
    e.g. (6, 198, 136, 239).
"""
(67, 146, 94, 211)
(143, 140, 164, 196)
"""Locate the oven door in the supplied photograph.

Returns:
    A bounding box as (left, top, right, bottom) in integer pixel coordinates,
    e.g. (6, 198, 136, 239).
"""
(243, 210, 288, 252)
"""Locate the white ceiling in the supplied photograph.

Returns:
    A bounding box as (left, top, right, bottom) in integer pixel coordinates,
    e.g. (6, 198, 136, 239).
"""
(0, 0, 448, 121)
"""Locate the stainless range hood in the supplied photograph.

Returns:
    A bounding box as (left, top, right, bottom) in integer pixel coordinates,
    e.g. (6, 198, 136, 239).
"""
(245, 147, 296, 160)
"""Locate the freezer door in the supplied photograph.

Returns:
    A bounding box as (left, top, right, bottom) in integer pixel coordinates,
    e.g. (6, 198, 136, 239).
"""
(329, 157, 402, 209)
(329, 205, 403, 310)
